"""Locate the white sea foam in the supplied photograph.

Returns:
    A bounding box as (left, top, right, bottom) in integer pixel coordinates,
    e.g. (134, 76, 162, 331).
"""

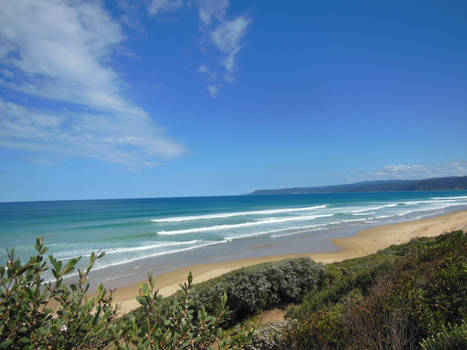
(54, 240, 228, 281)
(55, 240, 202, 260)
(104, 240, 200, 254)
(350, 203, 397, 213)
(341, 218, 368, 223)
(157, 214, 334, 235)
(403, 199, 455, 205)
(375, 215, 391, 219)
(150, 205, 327, 222)
(225, 224, 327, 241)
(396, 204, 453, 217)
(431, 196, 467, 200)
(94, 241, 227, 270)
(271, 227, 326, 238)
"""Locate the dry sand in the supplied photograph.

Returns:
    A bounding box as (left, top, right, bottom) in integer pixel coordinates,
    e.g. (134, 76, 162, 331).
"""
(111, 209, 467, 314)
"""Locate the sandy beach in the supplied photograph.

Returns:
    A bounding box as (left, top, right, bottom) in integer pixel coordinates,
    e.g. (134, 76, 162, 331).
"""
(111, 209, 467, 314)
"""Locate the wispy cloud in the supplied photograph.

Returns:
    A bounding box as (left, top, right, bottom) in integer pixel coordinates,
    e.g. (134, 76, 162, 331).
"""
(0, 100, 183, 170)
(197, 0, 229, 26)
(119, 0, 251, 97)
(347, 161, 467, 182)
(197, 0, 251, 96)
(148, 0, 183, 16)
(206, 85, 220, 97)
(209, 16, 251, 84)
(0, 0, 184, 169)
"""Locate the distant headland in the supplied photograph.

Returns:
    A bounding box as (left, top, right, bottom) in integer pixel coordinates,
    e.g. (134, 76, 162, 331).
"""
(250, 175, 467, 195)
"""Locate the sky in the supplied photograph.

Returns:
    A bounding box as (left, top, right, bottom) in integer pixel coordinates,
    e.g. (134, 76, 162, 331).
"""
(0, 0, 466, 202)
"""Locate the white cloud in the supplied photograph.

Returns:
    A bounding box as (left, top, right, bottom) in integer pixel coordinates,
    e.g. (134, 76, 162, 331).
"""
(124, 0, 250, 97)
(0, 0, 184, 169)
(0, 100, 184, 170)
(198, 64, 216, 80)
(148, 0, 183, 16)
(0, 0, 127, 112)
(197, 0, 251, 97)
(210, 16, 250, 76)
(348, 161, 467, 182)
(0, 68, 13, 78)
(206, 85, 220, 97)
(197, 0, 229, 26)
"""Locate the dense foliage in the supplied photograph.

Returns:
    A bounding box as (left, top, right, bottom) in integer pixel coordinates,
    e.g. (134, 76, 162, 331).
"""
(188, 257, 326, 326)
(243, 320, 292, 350)
(121, 272, 251, 349)
(283, 230, 467, 349)
(126, 257, 325, 330)
(0, 238, 120, 349)
(0, 238, 250, 349)
(420, 320, 467, 350)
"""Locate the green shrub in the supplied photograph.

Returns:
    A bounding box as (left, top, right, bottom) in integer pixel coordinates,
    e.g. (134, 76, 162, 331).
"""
(288, 251, 398, 320)
(243, 320, 291, 350)
(121, 272, 251, 350)
(0, 237, 121, 349)
(283, 293, 356, 350)
(0, 237, 252, 350)
(284, 230, 467, 349)
(188, 257, 326, 326)
(420, 319, 467, 350)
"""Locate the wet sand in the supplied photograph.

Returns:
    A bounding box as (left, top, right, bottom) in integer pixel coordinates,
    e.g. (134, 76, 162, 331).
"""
(110, 209, 467, 314)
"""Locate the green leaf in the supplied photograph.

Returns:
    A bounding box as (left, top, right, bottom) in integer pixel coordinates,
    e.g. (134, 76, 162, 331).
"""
(62, 257, 80, 275)
(19, 337, 31, 344)
(222, 292, 227, 306)
(136, 295, 147, 305)
(141, 283, 149, 296)
(188, 271, 193, 284)
(0, 340, 13, 349)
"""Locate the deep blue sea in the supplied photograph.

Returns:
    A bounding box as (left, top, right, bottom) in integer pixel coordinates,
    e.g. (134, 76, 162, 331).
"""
(1, 191, 467, 284)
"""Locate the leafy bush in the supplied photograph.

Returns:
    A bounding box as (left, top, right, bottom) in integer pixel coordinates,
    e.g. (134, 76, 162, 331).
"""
(288, 249, 399, 320)
(121, 272, 251, 350)
(187, 257, 326, 326)
(368, 230, 467, 345)
(284, 294, 354, 350)
(0, 237, 252, 350)
(243, 320, 292, 350)
(283, 230, 467, 349)
(0, 237, 121, 349)
(420, 319, 467, 350)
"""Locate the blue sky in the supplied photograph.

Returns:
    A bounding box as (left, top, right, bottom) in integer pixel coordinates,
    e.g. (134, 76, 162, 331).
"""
(0, 0, 466, 202)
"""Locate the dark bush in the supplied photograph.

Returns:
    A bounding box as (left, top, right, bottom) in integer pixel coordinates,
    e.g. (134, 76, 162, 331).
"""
(420, 319, 467, 350)
(243, 320, 292, 350)
(189, 257, 326, 326)
(283, 230, 467, 350)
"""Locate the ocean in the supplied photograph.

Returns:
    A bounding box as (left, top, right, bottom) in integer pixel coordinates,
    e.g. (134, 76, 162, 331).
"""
(1, 191, 467, 288)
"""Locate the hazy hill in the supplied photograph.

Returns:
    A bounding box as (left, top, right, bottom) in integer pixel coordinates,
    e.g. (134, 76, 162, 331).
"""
(250, 176, 467, 195)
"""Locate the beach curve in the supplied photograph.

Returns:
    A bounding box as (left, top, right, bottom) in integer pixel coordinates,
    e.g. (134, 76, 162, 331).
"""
(111, 209, 467, 314)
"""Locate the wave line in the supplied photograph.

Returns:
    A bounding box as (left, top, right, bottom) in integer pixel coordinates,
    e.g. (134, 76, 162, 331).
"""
(151, 205, 327, 223)
(157, 214, 334, 235)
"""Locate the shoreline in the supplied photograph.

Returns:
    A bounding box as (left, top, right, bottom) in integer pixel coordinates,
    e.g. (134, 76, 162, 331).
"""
(110, 209, 467, 314)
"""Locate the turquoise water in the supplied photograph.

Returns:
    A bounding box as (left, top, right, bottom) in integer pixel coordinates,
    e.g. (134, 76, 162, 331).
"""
(1, 191, 467, 279)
